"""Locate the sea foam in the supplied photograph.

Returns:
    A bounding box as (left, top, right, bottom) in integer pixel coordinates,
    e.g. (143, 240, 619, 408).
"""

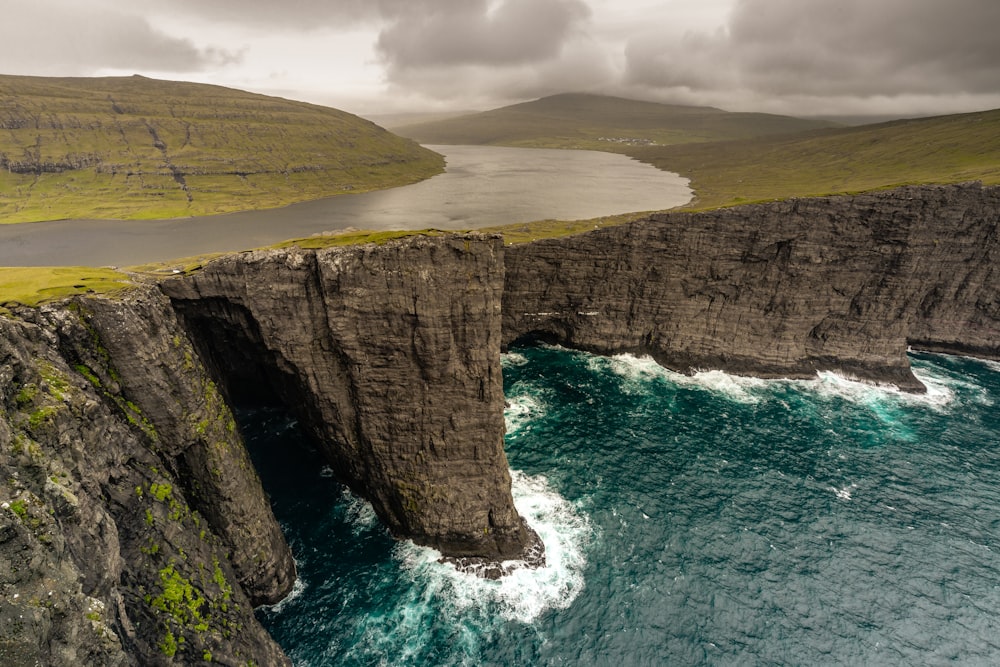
(504, 393, 546, 433)
(337, 469, 592, 664)
(599, 352, 768, 403)
(393, 469, 591, 625)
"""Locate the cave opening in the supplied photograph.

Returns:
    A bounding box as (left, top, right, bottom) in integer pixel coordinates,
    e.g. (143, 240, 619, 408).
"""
(170, 297, 303, 410)
(168, 296, 356, 538)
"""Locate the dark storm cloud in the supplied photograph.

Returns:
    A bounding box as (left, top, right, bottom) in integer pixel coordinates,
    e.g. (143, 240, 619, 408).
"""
(375, 0, 590, 68)
(626, 0, 1000, 99)
(157, 0, 591, 73)
(1, 3, 241, 75)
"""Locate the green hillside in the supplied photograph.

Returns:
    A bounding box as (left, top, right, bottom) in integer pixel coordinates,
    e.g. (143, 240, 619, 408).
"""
(627, 108, 1000, 209)
(0, 75, 444, 223)
(394, 92, 839, 149)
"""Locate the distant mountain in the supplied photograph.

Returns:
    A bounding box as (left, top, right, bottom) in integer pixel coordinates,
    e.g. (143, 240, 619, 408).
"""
(0, 75, 443, 223)
(629, 107, 1000, 209)
(394, 92, 840, 149)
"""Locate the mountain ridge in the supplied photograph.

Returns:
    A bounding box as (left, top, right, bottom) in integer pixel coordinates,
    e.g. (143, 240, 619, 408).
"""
(0, 74, 443, 223)
(393, 91, 840, 148)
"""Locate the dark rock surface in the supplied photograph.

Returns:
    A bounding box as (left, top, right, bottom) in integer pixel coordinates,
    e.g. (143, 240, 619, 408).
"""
(504, 183, 1000, 391)
(1, 289, 292, 666)
(2, 184, 998, 665)
(161, 235, 539, 564)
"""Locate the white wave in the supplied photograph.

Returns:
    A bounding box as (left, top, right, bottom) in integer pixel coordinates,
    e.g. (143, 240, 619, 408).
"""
(830, 483, 858, 500)
(258, 561, 307, 613)
(813, 370, 957, 412)
(912, 364, 993, 408)
(683, 369, 770, 404)
(501, 351, 529, 367)
(393, 470, 591, 626)
(598, 353, 668, 383)
(340, 487, 380, 535)
(504, 393, 545, 433)
(598, 352, 767, 403)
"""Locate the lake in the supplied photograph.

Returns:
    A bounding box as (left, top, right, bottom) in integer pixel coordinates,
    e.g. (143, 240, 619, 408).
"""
(0, 145, 690, 267)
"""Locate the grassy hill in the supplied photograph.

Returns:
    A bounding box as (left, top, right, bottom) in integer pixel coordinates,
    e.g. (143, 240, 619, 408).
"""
(396, 91, 1000, 212)
(0, 75, 444, 223)
(627, 108, 1000, 209)
(394, 92, 839, 149)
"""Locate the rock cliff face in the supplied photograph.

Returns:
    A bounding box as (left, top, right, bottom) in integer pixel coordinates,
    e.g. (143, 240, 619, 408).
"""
(1, 233, 540, 665)
(504, 183, 1000, 390)
(1, 289, 292, 666)
(161, 236, 539, 566)
(2, 184, 998, 665)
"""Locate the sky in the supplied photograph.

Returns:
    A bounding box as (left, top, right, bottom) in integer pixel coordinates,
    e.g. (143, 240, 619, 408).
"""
(3, 0, 1000, 119)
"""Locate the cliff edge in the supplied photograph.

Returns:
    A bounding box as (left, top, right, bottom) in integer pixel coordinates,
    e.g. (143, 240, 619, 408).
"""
(161, 235, 541, 567)
(504, 183, 1000, 390)
(2, 184, 998, 665)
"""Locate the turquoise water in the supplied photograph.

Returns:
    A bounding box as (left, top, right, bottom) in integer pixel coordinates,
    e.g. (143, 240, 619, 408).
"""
(251, 347, 1000, 665)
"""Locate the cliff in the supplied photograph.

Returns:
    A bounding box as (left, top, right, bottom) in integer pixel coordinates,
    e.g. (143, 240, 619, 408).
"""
(503, 183, 1000, 391)
(1, 288, 293, 666)
(2, 184, 998, 665)
(160, 236, 540, 567)
(1, 233, 539, 665)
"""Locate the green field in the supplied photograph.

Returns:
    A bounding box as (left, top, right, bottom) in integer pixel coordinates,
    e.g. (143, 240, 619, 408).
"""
(0, 74, 444, 223)
(628, 109, 1000, 209)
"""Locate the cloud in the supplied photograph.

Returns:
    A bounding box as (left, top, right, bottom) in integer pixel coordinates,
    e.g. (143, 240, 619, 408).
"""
(381, 37, 616, 109)
(624, 0, 1000, 113)
(373, 0, 606, 106)
(142, 0, 409, 31)
(1, 2, 241, 75)
(376, 0, 590, 68)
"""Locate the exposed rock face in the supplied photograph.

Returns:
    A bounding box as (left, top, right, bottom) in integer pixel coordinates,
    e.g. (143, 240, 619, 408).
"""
(1, 289, 292, 666)
(161, 234, 539, 565)
(504, 183, 1000, 390)
(2, 184, 998, 665)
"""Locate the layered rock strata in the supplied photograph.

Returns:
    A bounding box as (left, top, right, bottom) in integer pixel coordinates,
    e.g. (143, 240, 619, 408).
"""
(503, 183, 1000, 391)
(160, 235, 539, 564)
(2, 184, 998, 665)
(1, 289, 293, 666)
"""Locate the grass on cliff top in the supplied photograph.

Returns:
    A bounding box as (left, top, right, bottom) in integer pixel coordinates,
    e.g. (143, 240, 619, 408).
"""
(482, 211, 653, 244)
(0, 267, 134, 309)
(0, 74, 443, 223)
(271, 229, 447, 249)
(0, 232, 453, 310)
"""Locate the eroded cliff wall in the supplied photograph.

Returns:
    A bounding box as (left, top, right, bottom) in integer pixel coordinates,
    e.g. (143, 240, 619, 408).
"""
(3, 185, 998, 665)
(161, 235, 538, 564)
(503, 183, 1000, 390)
(1, 287, 293, 666)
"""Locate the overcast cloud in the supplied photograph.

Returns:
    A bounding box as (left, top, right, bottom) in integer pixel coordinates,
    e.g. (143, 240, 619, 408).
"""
(2, 0, 999, 117)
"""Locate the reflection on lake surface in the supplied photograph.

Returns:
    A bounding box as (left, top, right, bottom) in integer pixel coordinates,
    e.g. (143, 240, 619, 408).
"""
(0, 145, 690, 267)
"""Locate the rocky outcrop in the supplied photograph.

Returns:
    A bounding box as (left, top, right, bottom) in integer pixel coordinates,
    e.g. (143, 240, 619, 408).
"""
(1, 232, 546, 665)
(503, 183, 1000, 391)
(1, 289, 293, 666)
(3, 184, 998, 665)
(161, 235, 540, 566)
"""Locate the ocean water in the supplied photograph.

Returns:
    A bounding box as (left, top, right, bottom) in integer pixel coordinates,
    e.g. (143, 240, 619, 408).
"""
(249, 346, 1000, 666)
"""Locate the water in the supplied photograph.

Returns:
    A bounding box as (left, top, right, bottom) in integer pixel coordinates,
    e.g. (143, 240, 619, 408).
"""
(0, 145, 689, 266)
(249, 348, 1000, 666)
